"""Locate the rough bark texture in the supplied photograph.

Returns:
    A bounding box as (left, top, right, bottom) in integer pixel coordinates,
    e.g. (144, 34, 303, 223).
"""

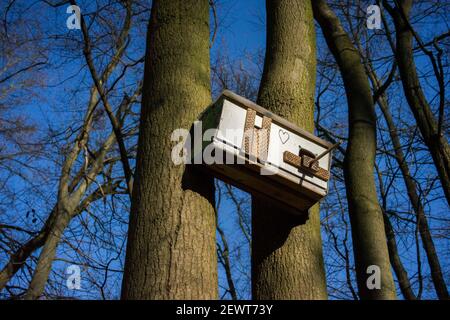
(387, 0, 450, 208)
(121, 0, 217, 299)
(252, 0, 328, 300)
(312, 0, 396, 299)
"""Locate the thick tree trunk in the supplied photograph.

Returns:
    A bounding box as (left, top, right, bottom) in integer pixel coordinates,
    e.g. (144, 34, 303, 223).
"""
(121, 0, 217, 299)
(251, 0, 328, 300)
(312, 0, 396, 299)
(385, 0, 450, 208)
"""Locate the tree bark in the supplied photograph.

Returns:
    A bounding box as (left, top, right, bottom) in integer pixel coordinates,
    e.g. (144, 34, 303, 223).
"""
(23, 208, 71, 300)
(382, 210, 416, 300)
(121, 0, 217, 299)
(252, 0, 328, 300)
(312, 0, 396, 299)
(217, 224, 237, 300)
(371, 73, 448, 300)
(384, 0, 450, 208)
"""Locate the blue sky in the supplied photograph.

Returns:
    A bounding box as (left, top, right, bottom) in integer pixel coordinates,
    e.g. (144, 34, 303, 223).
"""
(1, 0, 448, 300)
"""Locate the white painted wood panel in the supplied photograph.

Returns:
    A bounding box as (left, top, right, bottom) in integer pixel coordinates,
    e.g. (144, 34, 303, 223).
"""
(199, 91, 334, 212)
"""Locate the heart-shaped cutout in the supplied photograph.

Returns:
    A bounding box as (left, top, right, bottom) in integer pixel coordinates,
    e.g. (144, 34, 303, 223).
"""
(279, 129, 289, 144)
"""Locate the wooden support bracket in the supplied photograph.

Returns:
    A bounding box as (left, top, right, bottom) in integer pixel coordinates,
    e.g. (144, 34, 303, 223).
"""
(283, 150, 330, 181)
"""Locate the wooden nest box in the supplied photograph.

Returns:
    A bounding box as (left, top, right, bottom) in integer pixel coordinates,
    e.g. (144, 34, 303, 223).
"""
(197, 90, 335, 215)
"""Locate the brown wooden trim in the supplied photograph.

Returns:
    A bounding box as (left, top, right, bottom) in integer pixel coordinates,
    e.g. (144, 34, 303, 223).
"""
(283, 151, 330, 181)
(242, 108, 272, 163)
(243, 108, 256, 156)
(259, 115, 272, 162)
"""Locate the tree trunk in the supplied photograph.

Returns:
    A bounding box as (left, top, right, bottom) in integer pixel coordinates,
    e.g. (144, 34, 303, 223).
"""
(382, 208, 416, 300)
(312, 0, 396, 299)
(24, 208, 71, 300)
(121, 0, 217, 299)
(0, 181, 118, 295)
(373, 74, 448, 299)
(0, 208, 56, 292)
(385, 0, 450, 208)
(252, 0, 328, 300)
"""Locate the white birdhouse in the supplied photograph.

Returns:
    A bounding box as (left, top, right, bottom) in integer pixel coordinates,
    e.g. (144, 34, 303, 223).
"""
(196, 90, 336, 215)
